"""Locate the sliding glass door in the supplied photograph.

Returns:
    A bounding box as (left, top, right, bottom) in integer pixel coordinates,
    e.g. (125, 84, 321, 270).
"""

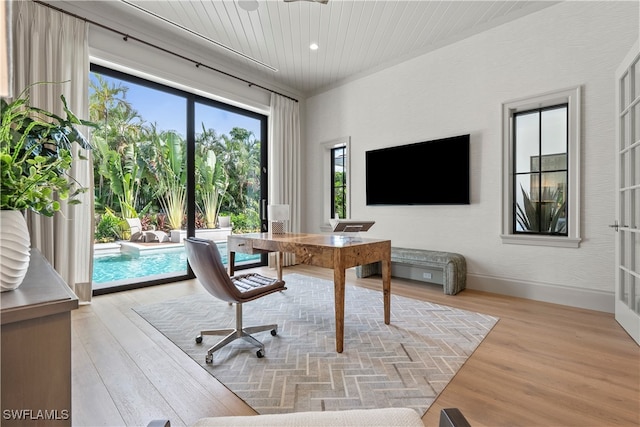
(90, 64, 267, 293)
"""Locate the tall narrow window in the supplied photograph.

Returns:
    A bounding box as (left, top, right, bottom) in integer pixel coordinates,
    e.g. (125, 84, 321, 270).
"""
(513, 105, 568, 235)
(501, 86, 581, 248)
(331, 146, 347, 219)
(322, 137, 350, 227)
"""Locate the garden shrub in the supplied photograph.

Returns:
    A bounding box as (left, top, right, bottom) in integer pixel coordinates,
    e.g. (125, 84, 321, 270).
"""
(95, 209, 124, 242)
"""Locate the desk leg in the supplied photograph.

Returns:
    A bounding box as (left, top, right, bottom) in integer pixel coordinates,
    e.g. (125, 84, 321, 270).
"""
(333, 267, 346, 353)
(381, 257, 391, 325)
(229, 251, 236, 276)
(276, 252, 283, 281)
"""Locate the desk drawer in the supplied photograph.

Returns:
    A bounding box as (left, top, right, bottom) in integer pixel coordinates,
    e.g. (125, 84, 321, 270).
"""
(228, 238, 255, 253)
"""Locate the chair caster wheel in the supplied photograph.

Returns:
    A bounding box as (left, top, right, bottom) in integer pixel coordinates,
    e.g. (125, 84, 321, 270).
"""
(270, 329, 277, 336)
(256, 349, 265, 358)
(196, 335, 203, 344)
(205, 354, 213, 364)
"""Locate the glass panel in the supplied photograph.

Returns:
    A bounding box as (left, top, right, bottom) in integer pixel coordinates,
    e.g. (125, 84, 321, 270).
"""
(633, 104, 640, 146)
(537, 153, 567, 175)
(540, 171, 567, 233)
(629, 188, 640, 231)
(514, 111, 539, 173)
(195, 102, 263, 238)
(629, 145, 640, 186)
(632, 231, 638, 272)
(333, 147, 345, 186)
(335, 187, 346, 219)
(623, 227, 632, 271)
(620, 113, 628, 151)
(541, 106, 567, 167)
(90, 71, 188, 289)
(331, 146, 347, 219)
(621, 71, 629, 110)
(514, 173, 540, 232)
(514, 172, 566, 234)
(619, 268, 629, 305)
(620, 126, 628, 191)
(621, 185, 628, 228)
(634, 60, 640, 100)
(624, 109, 632, 150)
(633, 274, 640, 314)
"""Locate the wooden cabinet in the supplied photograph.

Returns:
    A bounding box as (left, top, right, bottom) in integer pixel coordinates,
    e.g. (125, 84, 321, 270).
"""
(1, 249, 78, 426)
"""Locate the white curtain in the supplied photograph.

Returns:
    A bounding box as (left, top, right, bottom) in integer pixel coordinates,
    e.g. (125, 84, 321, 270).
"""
(268, 93, 301, 266)
(13, 1, 94, 303)
(1, 1, 12, 97)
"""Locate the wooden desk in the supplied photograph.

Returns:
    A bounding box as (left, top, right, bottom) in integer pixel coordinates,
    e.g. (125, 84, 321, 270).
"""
(227, 233, 391, 353)
(1, 249, 78, 426)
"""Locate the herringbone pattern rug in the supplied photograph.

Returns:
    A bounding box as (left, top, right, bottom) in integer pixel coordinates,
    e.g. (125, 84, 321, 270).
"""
(134, 273, 498, 416)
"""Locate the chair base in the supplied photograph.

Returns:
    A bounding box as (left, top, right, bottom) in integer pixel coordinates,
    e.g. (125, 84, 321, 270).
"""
(196, 303, 278, 363)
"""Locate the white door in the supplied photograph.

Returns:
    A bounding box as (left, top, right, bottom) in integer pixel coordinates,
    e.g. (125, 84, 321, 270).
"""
(614, 40, 640, 346)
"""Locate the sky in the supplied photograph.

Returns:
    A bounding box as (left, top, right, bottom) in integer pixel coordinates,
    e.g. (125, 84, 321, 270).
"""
(90, 73, 261, 139)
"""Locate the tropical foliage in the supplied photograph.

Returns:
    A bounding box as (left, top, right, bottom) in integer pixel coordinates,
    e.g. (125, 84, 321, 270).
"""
(89, 73, 261, 241)
(195, 129, 229, 228)
(334, 170, 346, 218)
(516, 185, 566, 234)
(94, 207, 125, 242)
(1, 83, 96, 216)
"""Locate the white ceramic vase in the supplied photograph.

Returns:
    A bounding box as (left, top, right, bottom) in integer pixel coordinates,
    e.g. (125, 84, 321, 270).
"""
(0, 210, 31, 292)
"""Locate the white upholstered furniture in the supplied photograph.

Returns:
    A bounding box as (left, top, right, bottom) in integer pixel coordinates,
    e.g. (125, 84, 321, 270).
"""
(148, 407, 471, 427)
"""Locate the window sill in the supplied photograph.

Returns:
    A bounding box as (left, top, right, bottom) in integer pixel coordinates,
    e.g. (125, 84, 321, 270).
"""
(500, 234, 581, 248)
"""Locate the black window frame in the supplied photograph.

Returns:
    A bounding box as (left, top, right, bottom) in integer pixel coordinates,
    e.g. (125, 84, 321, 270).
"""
(330, 145, 347, 219)
(512, 103, 569, 236)
(90, 63, 268, 295)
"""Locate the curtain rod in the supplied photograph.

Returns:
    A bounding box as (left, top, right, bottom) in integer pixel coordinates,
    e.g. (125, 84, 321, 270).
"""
(32, 0, 299, 103)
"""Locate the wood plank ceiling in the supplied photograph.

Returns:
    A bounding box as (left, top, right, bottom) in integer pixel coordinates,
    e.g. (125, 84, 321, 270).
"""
(50, 0, 558, 97)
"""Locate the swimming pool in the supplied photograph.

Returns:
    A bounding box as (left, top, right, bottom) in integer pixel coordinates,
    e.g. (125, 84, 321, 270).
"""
(92, 244, 260, 284)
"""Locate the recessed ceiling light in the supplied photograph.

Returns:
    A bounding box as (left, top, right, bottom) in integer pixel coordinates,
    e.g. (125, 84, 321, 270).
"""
(238, 0, 259, 12)
(310, 43, 319, 50)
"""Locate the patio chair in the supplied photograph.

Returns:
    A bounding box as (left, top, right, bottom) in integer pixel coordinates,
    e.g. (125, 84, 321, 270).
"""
(126, 218, 169, 243)
(184, 237, 286, 363)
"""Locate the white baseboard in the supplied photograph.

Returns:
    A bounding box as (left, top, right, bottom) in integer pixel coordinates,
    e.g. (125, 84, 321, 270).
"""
(467, 273, 614, 313)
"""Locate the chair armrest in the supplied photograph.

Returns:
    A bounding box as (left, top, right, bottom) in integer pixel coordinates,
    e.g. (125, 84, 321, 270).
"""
(147, 420, 171, 427)
(439, 408, 471, 427)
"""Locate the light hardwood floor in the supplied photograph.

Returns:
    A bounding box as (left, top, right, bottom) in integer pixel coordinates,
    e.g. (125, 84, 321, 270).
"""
(72, 265, 640, 427)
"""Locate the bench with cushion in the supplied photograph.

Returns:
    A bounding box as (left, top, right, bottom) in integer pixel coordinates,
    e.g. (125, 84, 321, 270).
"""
(356, 247, 466, 295)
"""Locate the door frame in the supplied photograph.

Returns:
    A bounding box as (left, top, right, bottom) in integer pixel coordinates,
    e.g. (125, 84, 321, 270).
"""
(614, 39, 640, 346)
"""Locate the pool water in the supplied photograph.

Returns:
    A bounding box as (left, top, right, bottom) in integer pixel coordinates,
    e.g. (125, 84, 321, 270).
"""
(92, 245, 260, 284)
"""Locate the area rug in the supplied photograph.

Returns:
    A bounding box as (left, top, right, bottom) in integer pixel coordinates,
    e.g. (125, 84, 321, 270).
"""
(134, 273, 498, 416)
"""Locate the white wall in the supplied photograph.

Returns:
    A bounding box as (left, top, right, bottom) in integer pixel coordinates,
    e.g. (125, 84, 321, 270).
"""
(303, 1, 639, 312)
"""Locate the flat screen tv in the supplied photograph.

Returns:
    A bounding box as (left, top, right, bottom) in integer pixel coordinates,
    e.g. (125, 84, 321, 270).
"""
(366, 134, 470, 205)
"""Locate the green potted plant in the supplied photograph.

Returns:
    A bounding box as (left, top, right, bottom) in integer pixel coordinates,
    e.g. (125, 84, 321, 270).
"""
(0, 83, 95, 291)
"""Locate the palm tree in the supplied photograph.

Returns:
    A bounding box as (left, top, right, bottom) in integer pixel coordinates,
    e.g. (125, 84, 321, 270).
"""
(215, 127, 260, 213)
(196, 125, 229, 228)
(89, 74, 147, 216)
(147, 127, 186, 230)
(89, 74, 130, 122)
(91, 99, 146, 217)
